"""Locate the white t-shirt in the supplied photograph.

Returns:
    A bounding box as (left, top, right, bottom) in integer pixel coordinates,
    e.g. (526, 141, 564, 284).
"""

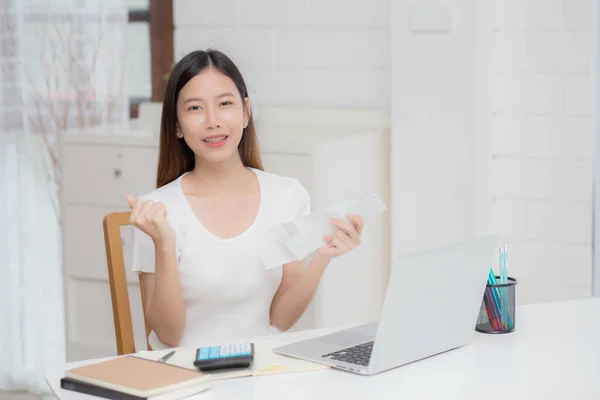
(131, 168, 311, 350)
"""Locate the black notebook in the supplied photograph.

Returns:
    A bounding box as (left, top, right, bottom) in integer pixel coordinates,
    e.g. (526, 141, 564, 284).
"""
(61, 377, 147, 400)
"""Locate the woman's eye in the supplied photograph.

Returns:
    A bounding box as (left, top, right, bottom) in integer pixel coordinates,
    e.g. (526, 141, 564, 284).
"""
(189, 105, 201, 111)
(220, 101, 232, 106)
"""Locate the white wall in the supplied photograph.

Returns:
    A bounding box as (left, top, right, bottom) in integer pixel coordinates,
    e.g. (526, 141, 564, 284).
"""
(173, 0, 390, 109)
(491, 0, 596, 304)
(595, 1, 600, 297)
(390, 0, 481, 256)
(171, 0, 596, 306)
(390, 0, 596, 305)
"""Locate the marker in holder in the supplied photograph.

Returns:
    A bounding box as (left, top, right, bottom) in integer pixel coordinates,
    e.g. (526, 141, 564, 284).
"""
(475, 277, 517, 334)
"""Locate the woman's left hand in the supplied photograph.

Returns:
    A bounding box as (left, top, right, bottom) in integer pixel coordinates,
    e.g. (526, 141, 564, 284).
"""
(316, 214, 364, 260)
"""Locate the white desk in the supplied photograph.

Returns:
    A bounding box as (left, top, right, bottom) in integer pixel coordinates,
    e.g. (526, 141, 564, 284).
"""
(46, 298, 600, 400)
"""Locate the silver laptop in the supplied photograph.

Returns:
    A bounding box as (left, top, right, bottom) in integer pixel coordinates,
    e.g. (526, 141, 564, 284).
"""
(273, 235, 497, 375)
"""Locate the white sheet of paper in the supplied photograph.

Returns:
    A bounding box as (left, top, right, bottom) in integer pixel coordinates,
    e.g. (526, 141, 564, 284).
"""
(327, 193, 388, 219)
(134, 340, 328, 380)
(261, 193, 388, 269)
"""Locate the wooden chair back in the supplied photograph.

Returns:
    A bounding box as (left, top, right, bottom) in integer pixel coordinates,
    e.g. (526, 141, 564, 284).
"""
(102, 211, 152, 354)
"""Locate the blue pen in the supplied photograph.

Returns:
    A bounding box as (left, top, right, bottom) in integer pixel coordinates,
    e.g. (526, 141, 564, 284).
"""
(487, 269, 503, 329)
(500, 246, 507, 327)
(489, 270, 513, 330)
(504, 245, 508, 283)
(504, 245, 512, 329)
(499, 247, 504, 284)
(488, 269, 501, 306)
(502, 245, 508, 284)
(493, 247, 512, 330)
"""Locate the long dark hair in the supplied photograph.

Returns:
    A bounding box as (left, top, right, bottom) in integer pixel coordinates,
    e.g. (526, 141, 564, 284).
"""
(156, 49, 263, 188)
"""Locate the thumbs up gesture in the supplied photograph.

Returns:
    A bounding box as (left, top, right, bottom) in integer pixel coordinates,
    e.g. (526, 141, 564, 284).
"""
(126, 195, 176, 247)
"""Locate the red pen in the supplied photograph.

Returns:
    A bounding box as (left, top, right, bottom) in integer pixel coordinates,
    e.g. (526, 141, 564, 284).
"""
(484, 287, 502, 331)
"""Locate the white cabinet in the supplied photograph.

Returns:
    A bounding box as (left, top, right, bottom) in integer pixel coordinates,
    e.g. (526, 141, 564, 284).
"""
(60, 116, 390, 361)
(59, 126, 159, 362)
(258, 124, 391, 330)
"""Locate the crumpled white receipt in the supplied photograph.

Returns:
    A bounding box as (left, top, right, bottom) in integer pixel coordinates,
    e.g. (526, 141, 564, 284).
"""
(260, 193, 388, 269)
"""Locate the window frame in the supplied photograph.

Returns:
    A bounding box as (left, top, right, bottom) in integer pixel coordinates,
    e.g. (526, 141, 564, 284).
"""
(127, 0, 173, 118)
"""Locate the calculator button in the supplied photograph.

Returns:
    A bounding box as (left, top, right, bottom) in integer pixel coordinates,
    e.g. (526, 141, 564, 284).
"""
(241, 343, 251, 355)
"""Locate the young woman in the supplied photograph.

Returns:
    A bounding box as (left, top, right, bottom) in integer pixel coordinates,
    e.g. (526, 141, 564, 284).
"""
(127, 49, 364, 350)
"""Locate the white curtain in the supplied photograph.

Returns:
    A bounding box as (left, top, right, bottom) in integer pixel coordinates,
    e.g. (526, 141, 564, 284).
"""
(0, 0, 127, 392)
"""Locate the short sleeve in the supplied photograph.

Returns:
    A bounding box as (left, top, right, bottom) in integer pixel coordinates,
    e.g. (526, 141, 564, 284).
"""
(285, 179, 311, 222)
(131, 225, 156, 273)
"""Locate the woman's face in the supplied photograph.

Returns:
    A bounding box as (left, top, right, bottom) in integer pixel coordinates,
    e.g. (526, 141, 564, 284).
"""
(176, 68, 250, 165)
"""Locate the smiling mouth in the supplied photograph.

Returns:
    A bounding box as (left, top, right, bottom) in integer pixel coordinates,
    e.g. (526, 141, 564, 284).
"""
(203, 135, 228, 143)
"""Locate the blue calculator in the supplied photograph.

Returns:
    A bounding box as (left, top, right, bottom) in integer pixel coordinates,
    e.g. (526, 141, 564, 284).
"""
(193, 343, 254, 371)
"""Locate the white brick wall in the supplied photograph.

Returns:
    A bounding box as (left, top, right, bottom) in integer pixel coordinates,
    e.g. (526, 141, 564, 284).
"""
(170, 0, 596, 305)
(491, 0, 596, 304)
(173, 0, 390, 108)
(390, 0, 480, 261)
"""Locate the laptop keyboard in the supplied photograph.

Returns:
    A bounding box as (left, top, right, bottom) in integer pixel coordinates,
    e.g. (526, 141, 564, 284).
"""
(322, 341, 373, 366)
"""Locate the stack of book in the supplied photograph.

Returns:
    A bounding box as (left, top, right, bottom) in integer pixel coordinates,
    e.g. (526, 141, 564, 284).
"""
(61, 355, 211, 400)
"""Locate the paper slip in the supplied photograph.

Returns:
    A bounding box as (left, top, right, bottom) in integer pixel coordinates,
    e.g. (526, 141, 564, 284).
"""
(260, 193, 388, 269)
(135, 340, 328, 380)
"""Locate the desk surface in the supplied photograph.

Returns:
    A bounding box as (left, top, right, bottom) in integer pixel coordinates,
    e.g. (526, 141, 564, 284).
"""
(47, 298, 600, 400)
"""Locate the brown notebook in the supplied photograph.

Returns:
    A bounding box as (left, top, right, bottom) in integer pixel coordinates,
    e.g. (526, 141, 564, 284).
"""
(64, 355, 210, 399)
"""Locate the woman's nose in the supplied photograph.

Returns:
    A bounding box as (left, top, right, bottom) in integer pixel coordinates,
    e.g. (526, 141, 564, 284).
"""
(204, 106, 221, 130)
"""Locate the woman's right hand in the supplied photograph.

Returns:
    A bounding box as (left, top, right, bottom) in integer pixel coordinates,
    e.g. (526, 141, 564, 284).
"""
(126, 194, 176, 247)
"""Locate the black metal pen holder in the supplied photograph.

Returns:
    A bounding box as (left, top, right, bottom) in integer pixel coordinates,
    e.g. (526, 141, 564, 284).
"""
(475, 277, 517, 334)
